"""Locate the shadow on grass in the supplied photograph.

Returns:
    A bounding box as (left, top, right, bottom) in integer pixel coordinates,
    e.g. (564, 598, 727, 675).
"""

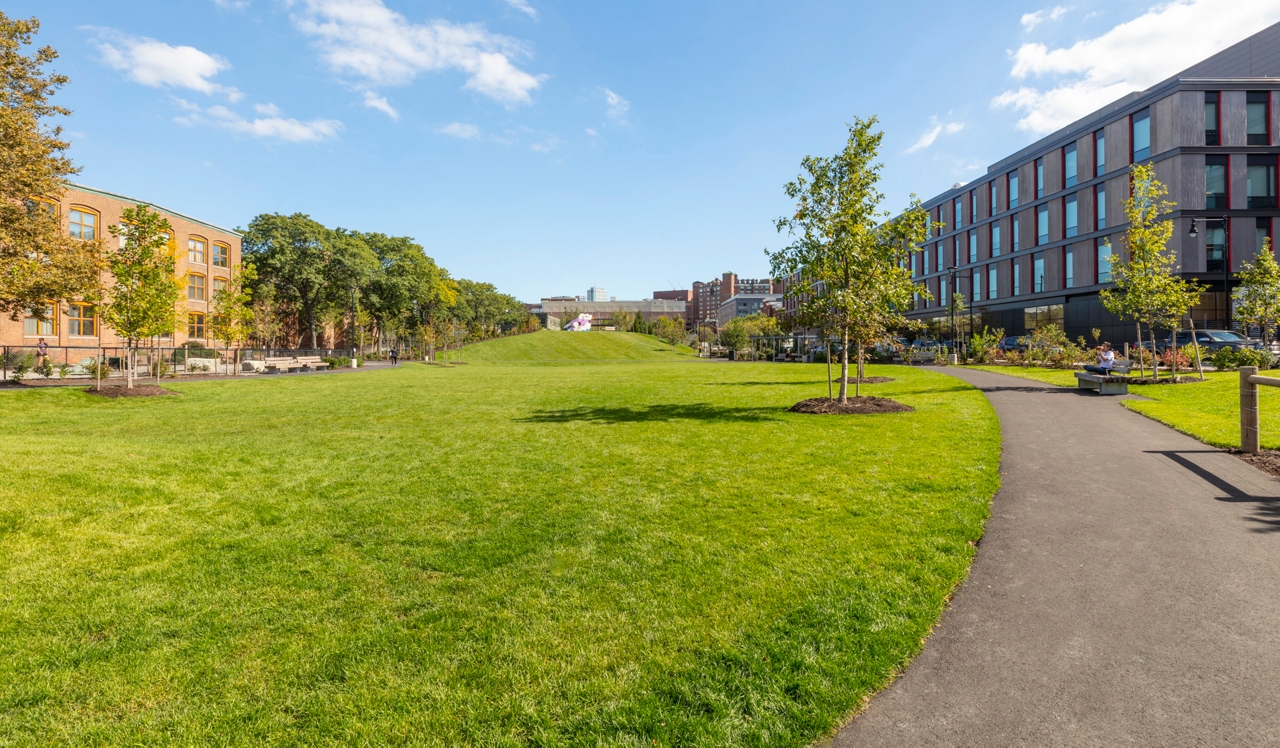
(1149, 449, 1280, 534)
(519, 403, 781, 424)
(708, 380, 832, 387)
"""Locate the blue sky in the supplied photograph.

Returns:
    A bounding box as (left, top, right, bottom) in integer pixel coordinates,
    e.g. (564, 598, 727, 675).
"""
(17, 0, 1280, 301)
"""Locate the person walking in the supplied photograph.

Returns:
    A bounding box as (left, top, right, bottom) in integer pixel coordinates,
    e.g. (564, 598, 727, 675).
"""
(389, 348, 399, 366)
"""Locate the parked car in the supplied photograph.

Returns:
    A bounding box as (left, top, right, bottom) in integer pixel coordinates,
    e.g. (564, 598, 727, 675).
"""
(997, 335, 1027, 352)
(1155, 329, 1259, 353)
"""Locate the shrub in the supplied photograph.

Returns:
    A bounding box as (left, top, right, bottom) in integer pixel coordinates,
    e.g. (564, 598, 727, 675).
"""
(151, 359, 172, 377)
(1209, 347, 1238, 371)
(1159, 347, 1190, 370)
(1237, 347, 1278, 370)
(1004, 350, 1023, 365)
(323, 356, 351, 369)
(11, 353, 34, 382)
(84, 358, 113, 380)
(969, 326, 1004, 364)
(35, 357, 53, 378)
(57, 363, 71, 380)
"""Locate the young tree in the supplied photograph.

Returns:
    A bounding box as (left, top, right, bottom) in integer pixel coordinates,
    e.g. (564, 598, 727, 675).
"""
(0, 13, 103, 320)
(1100, 163, 1204, 381)
(1234, 238, 1280, 346)
(769, 117, 932, 400)
(654, 315, 685, 350)
(101, 206, 183, 388)
(209, 261, 257, 354)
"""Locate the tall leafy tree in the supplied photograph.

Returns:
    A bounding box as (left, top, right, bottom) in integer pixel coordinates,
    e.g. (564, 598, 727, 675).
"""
(769, 117, 931, 400)
(208, 261, 257, 351)
(1234, 238, 1280, 346)
(0, 13, 103, 320)
(241, 213, 333, 348)
(101, 206, 182, 388)
(1100, 163, 1204, 381)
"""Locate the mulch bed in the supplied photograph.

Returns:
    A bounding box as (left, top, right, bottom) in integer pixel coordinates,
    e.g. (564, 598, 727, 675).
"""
(788, 397, 914, 415)
(843, 376, 894, 384)
(83, 385, 177, 398)
(1123, 375, 1204, 385)
(1229, 449, 1280, 480)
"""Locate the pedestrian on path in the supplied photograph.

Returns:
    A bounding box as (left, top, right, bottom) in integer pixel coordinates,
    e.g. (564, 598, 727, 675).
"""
(389, 348, 399, 366)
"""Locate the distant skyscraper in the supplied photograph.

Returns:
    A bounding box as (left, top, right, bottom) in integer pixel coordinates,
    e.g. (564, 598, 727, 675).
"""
(587, 286, 608, 302)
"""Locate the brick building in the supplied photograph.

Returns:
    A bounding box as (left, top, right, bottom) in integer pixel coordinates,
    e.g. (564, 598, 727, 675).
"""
(0, 183, 243, 349)
(689, 273, 780, 329)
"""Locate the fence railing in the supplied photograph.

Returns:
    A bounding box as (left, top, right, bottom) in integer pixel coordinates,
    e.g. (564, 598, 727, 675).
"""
(1, 345, 357, 382)
(1239, 365, 1280, 453)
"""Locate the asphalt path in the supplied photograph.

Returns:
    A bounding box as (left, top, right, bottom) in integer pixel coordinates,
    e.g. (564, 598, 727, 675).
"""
(827, 366, 1280, 747)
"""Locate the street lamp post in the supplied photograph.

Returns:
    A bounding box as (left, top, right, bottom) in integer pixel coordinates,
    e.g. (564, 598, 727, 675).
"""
(1188, 215, 1230, 329)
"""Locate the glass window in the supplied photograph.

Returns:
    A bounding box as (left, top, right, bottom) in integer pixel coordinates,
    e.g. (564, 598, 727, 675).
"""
(1036, 158, 1045, 198)
(1014, 261, 1022, 296)
(990, 182, 998, 216)
(1037, 205, 1049, 245)
(973, 269, 982, 302)
(1034, 257, 1045, 293)
(1206, 221, 1227, 273)
(1008, 171, 1019, 209)
(1132, 109, 1151, 161)
(924, 248, 930, 275)
(1247, 91, 1270, 146)
(187, 274, 206, 301)
(1096, 184, 1107, 229)
(188, 237, 207, 264)
(1065, 248, 1074, 289)
(1095, 130, 1106, 177)
(23, 304, 55, 336)
(188, 312, 206, 339)
(954, 197, 963, 229)
(1247, 155, 1277, 209)
(69, 208, 97, 240)
(1065, 193, 1078, 238)
(1013, 214, 1021, 252)
(1064, 143, 1077, 188)
(213, 277, 228, 299)
(937, 243, 944, 272)
(992, 223, 1002, 256)
(69, 304, 96, 336)
(212, 243, 229, 268)
(969, 230, 977, 263)
(1205, 92, 1220, 146)
(970, 190, 977, 224)
(941, 277, 948, 306)
(989, 265, 998, 300)
(1097, 239, 1113, 283)
(1258, 217, 1272, 255)
(1206, 155, 1228, 209)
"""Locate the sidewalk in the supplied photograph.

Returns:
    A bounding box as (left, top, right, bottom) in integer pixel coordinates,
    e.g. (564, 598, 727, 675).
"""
(829, 367, 1280, 746)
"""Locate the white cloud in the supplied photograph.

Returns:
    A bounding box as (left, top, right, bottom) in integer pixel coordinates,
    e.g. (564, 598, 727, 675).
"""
(995, 0, 1280, 135)
(438, 122, 480, 139)
(362, 91, 399, 119)
(504, 0, 537, 18)
(602, 87, 629, 122)
(175, 101, 342, 142)
(289, 0, 546, 106)
(906, 117, 965, 154)
(1021, 6, 1070, 30)
(585, 127, 598, 136)
(94, 30, 242, 101)
(213, 0, 249, 9)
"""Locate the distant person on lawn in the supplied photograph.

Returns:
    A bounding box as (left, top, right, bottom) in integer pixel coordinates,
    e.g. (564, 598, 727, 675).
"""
(1084, 342, 1115, 375)
(389, 348, 399, 366)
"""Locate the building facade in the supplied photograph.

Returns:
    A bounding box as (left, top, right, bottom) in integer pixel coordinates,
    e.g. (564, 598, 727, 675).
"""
(690, 273, 780, 329)
(532, 297, 686, 326)
(907, 23, 1280, 344)
(716, 293, 783, 327)
(0, 183, 243, 349)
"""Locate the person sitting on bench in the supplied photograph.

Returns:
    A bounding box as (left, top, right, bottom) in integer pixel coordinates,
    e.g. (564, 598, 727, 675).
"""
(1084, 342, 1115, 375)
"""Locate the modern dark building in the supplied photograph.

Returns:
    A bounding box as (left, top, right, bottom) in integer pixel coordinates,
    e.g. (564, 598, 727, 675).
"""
(906, 22, 1280, 344)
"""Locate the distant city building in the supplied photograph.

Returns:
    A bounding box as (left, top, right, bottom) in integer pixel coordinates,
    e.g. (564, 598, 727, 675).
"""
(587, 287, 608, 302)
(716, 293, 783, 328)
(691, 273, 780, 329)
(528, 297, 686, 328)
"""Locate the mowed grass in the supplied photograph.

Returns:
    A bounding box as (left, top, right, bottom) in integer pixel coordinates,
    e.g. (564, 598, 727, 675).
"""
(0, 331, 1000, 746)
(463, 329, 695, 362)
(964, 364, 1278, 450)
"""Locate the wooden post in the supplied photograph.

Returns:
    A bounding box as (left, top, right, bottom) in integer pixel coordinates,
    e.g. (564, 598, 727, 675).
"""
(1242, 366, 1261, 454)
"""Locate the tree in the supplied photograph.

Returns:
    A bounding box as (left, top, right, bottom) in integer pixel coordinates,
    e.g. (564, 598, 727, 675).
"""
(718, 320, 750, 351)
(1100, 163, 1204, 381)
(208, 261, 256, 351)
(654, 315, 685, 350)
(1234, 238, 1280, 346)
(0, 13, 103, 320)
(101, 205, 183, 388)
(242, 213, 335, 348)
(769, 117, 931, 400)
(611, 310, 634, 332)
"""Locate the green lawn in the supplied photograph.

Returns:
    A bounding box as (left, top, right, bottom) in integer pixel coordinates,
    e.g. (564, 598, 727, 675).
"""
(963, 364, 1279, 450)
(1, 332, 1000, 746)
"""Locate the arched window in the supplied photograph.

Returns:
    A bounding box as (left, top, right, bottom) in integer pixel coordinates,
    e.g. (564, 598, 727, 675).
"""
(187, 273, 206, 301)
(69, 207, 98, 240)
(212, 242, 229, 268)
(188, 236, 207, 264)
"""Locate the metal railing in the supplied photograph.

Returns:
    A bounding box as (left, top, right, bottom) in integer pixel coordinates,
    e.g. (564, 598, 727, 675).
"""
(1, 345, 358, 382)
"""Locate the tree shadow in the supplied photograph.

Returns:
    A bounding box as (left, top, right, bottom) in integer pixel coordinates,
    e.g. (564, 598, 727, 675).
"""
(518, 403, 781, 424)
(709, 380, 832, 387)
(1148, 450, 1280, 534)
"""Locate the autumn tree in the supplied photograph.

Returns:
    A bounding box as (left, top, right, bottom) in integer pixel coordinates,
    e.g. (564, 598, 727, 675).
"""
(101, 205, 183, 388)
(0, 13, 103, 320)
(1100, 163, 1203, 381)
(1234, 238, 1280, 346)
(769, 117, 931, 400)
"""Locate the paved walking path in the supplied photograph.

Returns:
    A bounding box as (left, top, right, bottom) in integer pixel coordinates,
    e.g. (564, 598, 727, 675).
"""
(828, 367, 1280, 747)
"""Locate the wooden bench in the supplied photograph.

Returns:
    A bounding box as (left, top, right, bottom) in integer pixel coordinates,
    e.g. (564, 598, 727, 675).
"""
(264, 357, 303, 373)
(295, 356, 330, 372)
(1074, 359, 1132, 395)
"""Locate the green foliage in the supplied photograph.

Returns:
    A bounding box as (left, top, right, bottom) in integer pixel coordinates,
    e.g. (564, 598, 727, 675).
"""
(1019, 324, 1087, 369)
(769, 116, 931, 399)
(83, 357, 111, 380)
(11, 352, 32, 382)
(56, 362, 69, 380)
(1234, 238, 1280, 343)
(208, 261, 256, 347)
(968, 326, 1004, 364)
(1238, 347, 1278, 370)
(653, 315, 686, 350)
(322, 356, 351, 369)
(33, 356, 52, 378)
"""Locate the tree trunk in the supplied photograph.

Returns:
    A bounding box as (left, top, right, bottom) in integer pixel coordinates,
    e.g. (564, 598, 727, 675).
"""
(1149, 323, 1160, 381)
(307, 306, 318, 349)
(824, 330, 832, 400)
(856, 338, 866, 382)
(1188, 315, 1205, 381)
(855, 346, 864, 398)
(1136, 321, 1145, 379)
(126, 343, 134, 389)
(1171, 326, 1179, 382)
(839, 330, 850, 403)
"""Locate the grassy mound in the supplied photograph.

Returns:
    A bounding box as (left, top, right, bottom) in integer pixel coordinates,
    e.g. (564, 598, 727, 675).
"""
(0, 358, 999, 745)
(463, 329, 693, 362)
